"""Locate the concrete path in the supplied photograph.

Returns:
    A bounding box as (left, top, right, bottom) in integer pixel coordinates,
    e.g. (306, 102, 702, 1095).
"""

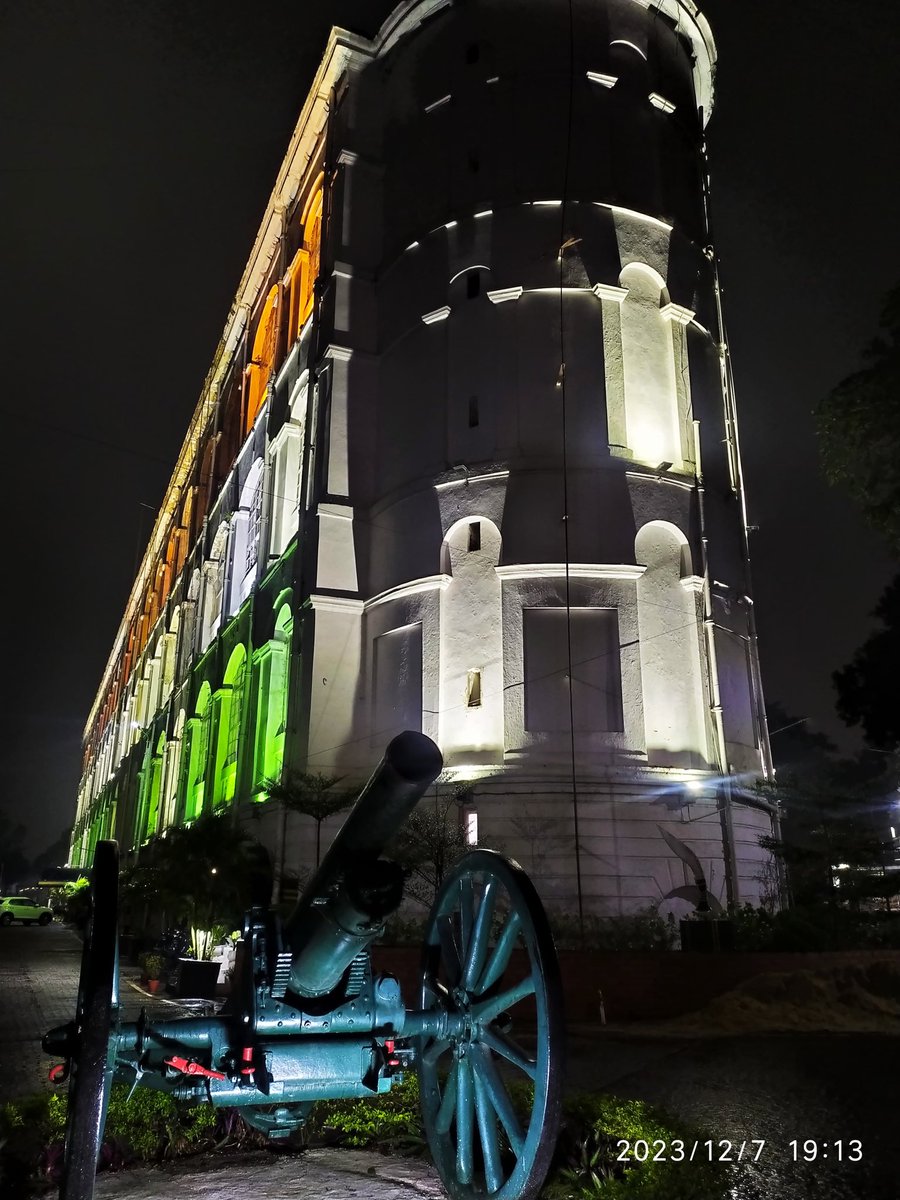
(0, 924, 184, 1101)
(91, 1149, 443, 1200)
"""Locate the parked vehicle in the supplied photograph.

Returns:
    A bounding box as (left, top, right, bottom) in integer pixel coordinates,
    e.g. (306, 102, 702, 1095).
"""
(0, 896, 54, 926)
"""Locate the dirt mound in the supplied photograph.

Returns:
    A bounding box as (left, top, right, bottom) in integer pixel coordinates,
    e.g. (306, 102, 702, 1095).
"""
(669, 961, 900, 1034)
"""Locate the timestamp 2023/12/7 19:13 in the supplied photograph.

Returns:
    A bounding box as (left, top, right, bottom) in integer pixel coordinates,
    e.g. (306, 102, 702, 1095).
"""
(614, 1139, 864, 1163)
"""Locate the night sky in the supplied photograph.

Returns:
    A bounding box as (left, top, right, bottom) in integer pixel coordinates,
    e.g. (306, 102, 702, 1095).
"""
(3, 0, 898, 857)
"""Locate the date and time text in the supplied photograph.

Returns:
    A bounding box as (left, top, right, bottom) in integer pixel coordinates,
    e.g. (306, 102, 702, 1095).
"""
(615, 1139, 863, 1163)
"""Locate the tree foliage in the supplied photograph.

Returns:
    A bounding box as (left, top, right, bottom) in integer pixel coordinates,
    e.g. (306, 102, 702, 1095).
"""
(0, 808, 31, 888)
(392, 788, 472, 909)
(816, 285, 900, 750)
(757, 747, 897, 911)
(832, 577, 900, 749)
(120, 813, 270, 957)
(817, 284, 900, 552)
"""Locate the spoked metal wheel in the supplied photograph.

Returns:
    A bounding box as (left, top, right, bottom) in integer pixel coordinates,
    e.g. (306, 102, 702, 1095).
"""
(417, 850, 564, 1200)
(60, 840, 120, 1200)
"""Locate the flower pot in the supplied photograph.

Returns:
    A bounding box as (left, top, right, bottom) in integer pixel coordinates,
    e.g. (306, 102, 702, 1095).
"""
(143, 978, 162, 994)
(174, 957, 221, 1000)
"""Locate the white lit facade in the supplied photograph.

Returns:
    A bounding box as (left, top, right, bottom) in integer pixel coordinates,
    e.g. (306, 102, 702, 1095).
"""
(74, 0, 777, 915)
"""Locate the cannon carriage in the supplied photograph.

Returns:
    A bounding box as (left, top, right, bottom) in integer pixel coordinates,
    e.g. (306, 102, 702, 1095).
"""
(44, 732, 564, 1200)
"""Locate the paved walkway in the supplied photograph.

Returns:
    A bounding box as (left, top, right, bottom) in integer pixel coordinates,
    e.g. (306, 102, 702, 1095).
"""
(0, 924, 86, 1099)
(91, 1149, 443, 1200)
(0, 924, 180, 1102)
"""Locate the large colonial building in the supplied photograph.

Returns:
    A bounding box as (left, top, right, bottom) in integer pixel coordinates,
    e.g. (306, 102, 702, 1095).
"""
(72, 0, 777, 915)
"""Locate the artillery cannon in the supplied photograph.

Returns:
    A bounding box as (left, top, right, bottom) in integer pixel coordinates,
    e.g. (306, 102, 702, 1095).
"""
(44, 732, 564, 1200)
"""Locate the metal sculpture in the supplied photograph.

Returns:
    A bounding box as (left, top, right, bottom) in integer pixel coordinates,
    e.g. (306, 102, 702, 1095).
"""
(44, 732, 564, 1200)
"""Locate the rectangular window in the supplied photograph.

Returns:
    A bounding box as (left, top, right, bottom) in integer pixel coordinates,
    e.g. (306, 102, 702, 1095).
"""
(466, 669, 482, 707)
(373, 623, 423, 745)
(468, 395, 480, 428)
(523, 608, 623, 733)
(464, 810, 478, 846)
(245, 474, 264, 573)
(468, 521, 481, 552)
(716, 636, 758, 748)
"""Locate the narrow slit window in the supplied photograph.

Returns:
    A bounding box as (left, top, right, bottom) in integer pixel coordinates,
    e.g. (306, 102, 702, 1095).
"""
(466, 43, 480, 65)
(468, 395, 480, 427)
(464, 810, 478, 845)
(467, 272, 481, 299)
(468, 521, 481, 551)
(466, 669, 482, 707)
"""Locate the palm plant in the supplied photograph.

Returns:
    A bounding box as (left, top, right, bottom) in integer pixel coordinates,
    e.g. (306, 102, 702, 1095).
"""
(263, 770, 356, 872)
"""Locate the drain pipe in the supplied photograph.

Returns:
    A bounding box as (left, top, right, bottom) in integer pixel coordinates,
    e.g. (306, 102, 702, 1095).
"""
(693, 419, 739, 909)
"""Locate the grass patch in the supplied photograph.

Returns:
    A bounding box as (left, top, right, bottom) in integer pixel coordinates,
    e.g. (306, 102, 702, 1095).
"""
(2, 1077, 729, 1200)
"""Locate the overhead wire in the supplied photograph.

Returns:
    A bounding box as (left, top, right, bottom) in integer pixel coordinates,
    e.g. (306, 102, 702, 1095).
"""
(557, 0, 585, 942)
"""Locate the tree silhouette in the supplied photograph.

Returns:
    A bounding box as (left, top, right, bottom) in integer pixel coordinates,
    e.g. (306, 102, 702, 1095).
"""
(817, 284, 900, 752)
(833, 579, 900, 750)
(817, 284, 900, 552)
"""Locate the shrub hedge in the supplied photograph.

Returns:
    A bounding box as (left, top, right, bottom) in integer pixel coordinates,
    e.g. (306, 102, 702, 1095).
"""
(1, 1075, 728, 1199)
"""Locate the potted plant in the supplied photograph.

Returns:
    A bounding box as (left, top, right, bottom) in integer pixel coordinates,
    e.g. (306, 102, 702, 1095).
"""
(139, 951, 166, 994)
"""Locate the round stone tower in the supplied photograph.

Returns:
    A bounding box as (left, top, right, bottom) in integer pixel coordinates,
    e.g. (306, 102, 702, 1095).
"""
(305, 0, 776, 914)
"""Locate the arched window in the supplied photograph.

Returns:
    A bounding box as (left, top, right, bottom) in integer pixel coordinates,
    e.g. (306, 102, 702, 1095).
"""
(212, 645, 247, 808)
(245, 285, 280, 435)
(201, 525, 229, 650)
(449, 264, 491, 305)
(160, 607, 180, 701)
(180, 570, 201, 673)
(635, 521, 707, 767)
(160, 709, 184, 832)
(185, 681, 212, 820)
(253, 598, 293, 788)
(618, 261, 681, 468)
(268, 376, 306, 559)
(439, 516, 503, 761)
(136, 732, 165, 844)
(232, 459, 265, 607)
(287, 180, 324, 344)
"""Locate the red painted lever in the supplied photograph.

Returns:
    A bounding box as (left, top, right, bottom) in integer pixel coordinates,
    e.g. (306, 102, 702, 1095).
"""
(48, 1063, 69, 1084)
(165, 1055, 227, 1081)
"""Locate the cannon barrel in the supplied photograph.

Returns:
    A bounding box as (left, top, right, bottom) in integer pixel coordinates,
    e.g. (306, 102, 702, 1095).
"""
(283, 731, 443, 998)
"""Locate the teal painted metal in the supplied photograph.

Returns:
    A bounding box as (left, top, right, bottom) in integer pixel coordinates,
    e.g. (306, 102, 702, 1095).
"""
(44, 735, 565, 1200)
(417, 851, 566, 1200)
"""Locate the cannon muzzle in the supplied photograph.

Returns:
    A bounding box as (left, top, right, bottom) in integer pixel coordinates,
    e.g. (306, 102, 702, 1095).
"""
(284, 731, 443, 998)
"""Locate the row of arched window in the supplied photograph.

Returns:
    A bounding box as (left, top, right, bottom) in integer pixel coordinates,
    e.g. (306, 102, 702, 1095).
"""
(85, 178, 322, 766)
(74, 597, 294, 861)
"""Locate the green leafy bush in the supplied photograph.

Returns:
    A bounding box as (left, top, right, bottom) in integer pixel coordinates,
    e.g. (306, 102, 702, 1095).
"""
(313, 1076, 728, 1199)
(0, 1086, 220, 1190)
(729, 901, 900, 952)
(308, 1074, 425, 1154)
(549, 908, 678, 953)
(546, 1092, 728, 1199)
(2, 1078, 729, 1200)
(55, 877, 91, 930)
